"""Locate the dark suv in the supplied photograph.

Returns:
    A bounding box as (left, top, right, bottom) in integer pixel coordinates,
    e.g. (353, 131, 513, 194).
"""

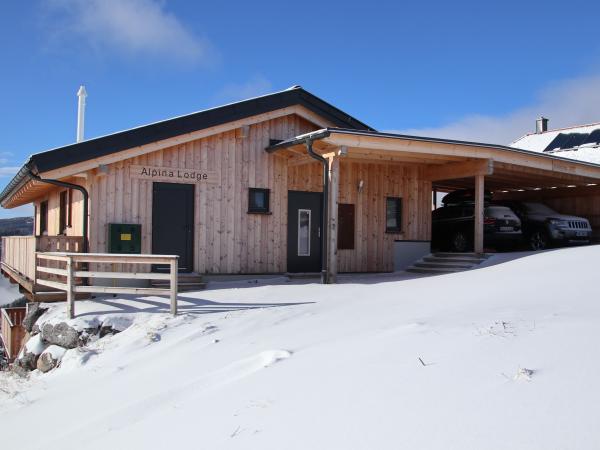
(495, 201, 592, 250)
(432, 204, 522, 252)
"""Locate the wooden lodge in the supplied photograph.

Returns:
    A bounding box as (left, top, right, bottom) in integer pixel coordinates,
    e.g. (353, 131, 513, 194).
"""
(2, 85, 600, 300)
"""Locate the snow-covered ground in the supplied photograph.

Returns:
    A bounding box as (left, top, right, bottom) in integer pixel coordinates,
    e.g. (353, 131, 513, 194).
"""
(0, 276, 23, 306)
(2, 247, 600, 449)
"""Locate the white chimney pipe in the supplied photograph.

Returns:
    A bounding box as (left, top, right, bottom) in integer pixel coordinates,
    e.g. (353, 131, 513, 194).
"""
(77, 85, 87, 143)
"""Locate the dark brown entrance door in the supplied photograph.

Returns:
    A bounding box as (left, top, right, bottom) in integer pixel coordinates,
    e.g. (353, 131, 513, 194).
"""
(287, 191, 322, 273)
(152, 182, 194, 272)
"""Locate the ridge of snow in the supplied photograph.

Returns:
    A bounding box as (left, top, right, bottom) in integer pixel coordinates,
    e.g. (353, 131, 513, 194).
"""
(2, 247, 600, 449)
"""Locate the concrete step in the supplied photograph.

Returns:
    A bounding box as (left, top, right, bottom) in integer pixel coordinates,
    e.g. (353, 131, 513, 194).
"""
(151, 272, 206, 292)
(432, 252, 490, 259)
(414, 261, 474, 269)
(406, 252, 491, 275)
(423, 256, 486, 264)
(151, 281, 206, 292)
(406, 267, 462, 274)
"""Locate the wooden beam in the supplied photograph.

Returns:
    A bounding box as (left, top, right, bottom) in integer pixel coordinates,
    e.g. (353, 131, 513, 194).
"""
(423, 159, 493, 181)
(474, 175, 484, 254)
(322, 133, 600, 180)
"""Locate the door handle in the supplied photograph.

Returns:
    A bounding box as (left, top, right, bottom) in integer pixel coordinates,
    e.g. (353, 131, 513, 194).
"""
(318, 227, 321, 238)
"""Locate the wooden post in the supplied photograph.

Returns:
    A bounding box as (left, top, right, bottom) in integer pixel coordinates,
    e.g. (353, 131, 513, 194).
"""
(66, 256, 74, 319)
(474, 174, 485, 254)
(170, 257, 178, 316)
(328, 156, 339, 283)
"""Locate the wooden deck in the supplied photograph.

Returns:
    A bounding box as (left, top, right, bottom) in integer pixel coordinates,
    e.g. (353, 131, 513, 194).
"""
(0, 307, 26, 362)
(1, 235, 84, 302)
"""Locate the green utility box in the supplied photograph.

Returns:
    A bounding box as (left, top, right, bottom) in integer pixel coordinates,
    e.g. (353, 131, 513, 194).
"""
(108, 223, 142, 254)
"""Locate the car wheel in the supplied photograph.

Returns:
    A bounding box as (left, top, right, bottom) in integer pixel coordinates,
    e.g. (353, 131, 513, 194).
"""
(529, 230, 548, 251)
(451, 231, 469, 252)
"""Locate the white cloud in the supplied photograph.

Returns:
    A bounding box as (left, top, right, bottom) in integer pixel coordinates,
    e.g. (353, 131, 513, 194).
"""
(214, 76, 274, 104)
(398, 75, 600, 145)
(0, 167, 22, 177)
(44, 0, 215, 64)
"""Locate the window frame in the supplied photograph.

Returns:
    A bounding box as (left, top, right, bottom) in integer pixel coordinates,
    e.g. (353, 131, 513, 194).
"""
(248, 187, 271, 214)
(59, 190, 68, 234)
(39, 200, 49, 236)
(385, 197, 403, 233)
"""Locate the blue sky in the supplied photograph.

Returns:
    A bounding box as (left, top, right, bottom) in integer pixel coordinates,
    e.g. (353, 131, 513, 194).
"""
(2, 0, 600, 218)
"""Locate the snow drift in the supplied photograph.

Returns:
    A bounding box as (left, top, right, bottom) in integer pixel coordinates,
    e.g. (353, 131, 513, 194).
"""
(1, 247, 600, 449)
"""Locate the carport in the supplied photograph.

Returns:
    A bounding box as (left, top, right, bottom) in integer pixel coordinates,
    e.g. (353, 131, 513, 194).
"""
(268, 128, 600, 280)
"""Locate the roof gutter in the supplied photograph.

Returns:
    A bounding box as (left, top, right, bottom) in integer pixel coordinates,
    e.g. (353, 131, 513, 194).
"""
(0, 160, 35, 207)
(305, 139, 331, 284)
(265, 131, 333, 283)
(265, 129, 331, 153)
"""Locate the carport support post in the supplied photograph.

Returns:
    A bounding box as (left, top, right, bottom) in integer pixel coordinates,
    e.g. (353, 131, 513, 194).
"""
(327, 156, 339, 283)
(474, 174, 485, 254)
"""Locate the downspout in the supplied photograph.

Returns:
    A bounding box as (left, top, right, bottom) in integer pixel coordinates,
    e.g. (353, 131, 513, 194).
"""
(28, 172, 89, 254)
(305, 140, 330, 284)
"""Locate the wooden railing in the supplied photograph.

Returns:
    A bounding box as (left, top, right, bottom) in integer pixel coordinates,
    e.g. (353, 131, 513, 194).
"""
(1, 236, 37, 282)
(1, 307, 26, 361)
(1, 235, 84, 286)
(36, 253, 179, 319)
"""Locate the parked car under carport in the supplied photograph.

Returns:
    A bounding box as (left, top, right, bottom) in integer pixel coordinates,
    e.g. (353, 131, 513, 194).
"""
(432, 203, 522, 252)
(494, 201, 592, 250)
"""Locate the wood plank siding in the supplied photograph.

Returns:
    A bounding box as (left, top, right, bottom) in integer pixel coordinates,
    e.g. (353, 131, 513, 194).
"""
(288, 160, 431, 272)
(29, 113, 433, 275)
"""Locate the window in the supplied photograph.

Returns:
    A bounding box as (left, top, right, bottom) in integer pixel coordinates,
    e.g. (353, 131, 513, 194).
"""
(297, 209, 311, 256)
(67, 188, 73, 228)
(386, 197, 402, 233)
(248, 188, 270, 213)
(338, 203, 355, 250)
(39, 200, 48, 235)
(59, 190, 68, 234)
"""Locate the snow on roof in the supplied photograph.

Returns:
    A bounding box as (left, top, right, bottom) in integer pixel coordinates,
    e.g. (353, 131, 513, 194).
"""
(511, 122, 600, 153)
(542, 146, 600, 165)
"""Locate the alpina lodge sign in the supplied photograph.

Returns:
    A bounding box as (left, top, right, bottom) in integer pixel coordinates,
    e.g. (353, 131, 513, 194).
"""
(130, 165, 219, 184)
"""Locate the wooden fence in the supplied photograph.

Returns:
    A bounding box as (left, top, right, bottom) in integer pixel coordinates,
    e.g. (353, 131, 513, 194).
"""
(1, 236, 37, 282)
(1, 235, 84, 287)
(1, 307, 26, 361)
(36, 253, 179, 319)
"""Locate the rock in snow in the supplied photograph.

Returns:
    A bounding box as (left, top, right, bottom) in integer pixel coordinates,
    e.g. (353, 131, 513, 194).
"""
(37, 345, 67, 373)
(22, 303, 48, 333)
(41, 322, 80, 349)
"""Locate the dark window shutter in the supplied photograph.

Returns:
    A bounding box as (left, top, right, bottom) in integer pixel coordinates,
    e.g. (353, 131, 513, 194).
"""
(338, 203, 355, 250)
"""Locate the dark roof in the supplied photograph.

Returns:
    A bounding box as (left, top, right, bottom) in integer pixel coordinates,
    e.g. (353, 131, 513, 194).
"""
(0, 86, 373, 205)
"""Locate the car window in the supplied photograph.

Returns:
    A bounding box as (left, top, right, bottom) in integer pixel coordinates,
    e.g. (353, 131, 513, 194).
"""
(486, 206, 513, 216)
(522, 202, 558, 215)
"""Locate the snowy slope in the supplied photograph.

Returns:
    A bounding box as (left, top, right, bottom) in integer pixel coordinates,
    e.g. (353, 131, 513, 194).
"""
(2, 247, 600, 449)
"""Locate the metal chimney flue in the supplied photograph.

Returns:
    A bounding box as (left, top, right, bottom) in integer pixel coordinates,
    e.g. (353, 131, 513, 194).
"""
(77, 85, 87, 143)
(536, 116, 548, 134)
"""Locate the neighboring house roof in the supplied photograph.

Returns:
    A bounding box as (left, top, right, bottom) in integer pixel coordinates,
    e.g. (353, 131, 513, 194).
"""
(511, 122, 600, 164)
(0, 85, 373, 205)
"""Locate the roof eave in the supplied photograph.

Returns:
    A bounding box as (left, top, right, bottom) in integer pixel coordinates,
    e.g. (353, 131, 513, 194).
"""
(0, 160, 36, 208)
